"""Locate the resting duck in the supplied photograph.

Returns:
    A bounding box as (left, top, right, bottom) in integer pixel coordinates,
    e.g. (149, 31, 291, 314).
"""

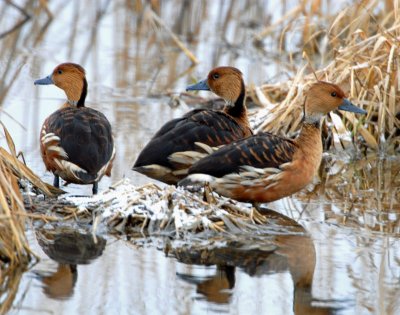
(34, 63, 115, 194)
(180, 81, 367, 203)
(132, 66, 252, 184)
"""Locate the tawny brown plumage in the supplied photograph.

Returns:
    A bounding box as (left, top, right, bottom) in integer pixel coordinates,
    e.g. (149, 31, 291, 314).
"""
(181, 81, 366, 203)
(132, 66, 252, 184)
(35, 63, 115, 194)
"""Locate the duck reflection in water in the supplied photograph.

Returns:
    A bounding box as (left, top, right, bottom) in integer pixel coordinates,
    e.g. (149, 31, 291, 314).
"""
(174, 210, 337, 315)
(178, 265, 236, 304)
(34, 228, 106, 300)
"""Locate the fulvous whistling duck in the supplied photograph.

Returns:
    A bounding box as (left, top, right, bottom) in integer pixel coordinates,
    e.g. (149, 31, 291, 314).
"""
(180, 81, 367, 203)
(132, 66, 252, 184)
(34, 63, 115, 194)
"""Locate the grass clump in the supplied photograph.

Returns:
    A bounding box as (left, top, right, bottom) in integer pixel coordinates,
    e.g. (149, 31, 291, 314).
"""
(248, 0, 400, 151)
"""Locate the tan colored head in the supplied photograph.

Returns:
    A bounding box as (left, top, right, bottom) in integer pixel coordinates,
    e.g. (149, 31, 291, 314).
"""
(186, 66, 244, 103)
(34, 63, 87, 107)
(304, 81, 366, 123)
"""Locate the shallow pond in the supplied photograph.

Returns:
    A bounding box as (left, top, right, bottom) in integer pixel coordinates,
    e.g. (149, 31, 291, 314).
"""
(1, 1, 399, 314)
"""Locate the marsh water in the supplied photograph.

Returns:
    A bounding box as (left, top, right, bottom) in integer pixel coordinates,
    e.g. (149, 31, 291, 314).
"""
(1, 1, 400, 314)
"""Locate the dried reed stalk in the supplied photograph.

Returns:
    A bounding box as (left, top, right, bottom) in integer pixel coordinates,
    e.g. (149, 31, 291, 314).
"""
(0, 122, 64, 267)
(59, 179, 272, 236)
(0, 127, 31, 266)
(249, 1, 400, 151)
(145, 9, 199, 64)
(0, 123, 64, 197)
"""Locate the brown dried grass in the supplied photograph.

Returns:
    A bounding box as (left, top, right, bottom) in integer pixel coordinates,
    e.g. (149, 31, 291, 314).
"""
(0, 124, 31, 267)
(248, 0, 400, 151)
(0, 123, 63, 267)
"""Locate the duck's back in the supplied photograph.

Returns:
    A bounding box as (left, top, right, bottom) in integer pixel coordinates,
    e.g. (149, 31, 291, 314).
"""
(134, 108, 252, 172)
(41, 106, 114, 176)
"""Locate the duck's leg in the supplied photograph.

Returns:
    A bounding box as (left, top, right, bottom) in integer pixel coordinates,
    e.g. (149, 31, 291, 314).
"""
(254, 202, 262, 212)
(53, 175, 60, 188)
(92, 182, 98, 195)
(203, 182, 216, 204)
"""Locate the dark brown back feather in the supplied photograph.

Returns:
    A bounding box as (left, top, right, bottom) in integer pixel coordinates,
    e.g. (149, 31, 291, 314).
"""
(45, 107, 114, 175)
(133, 109, 252, 169)
(188, 132, 298, 177)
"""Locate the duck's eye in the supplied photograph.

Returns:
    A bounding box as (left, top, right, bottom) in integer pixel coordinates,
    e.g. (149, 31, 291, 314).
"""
(331, 92, 337, 97)
(212, 73, 220, 80)
(57, 70, 63, 74)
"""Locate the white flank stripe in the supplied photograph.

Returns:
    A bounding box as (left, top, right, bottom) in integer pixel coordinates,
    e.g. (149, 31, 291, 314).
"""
(95, 145, 116, 181)
(42, 134, 61, 145)
(60, 160, 87, 174)
(47, 146, 69, 158)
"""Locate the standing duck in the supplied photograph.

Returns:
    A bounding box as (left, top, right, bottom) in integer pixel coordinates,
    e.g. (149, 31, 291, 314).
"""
(180, 81, 367, 203)
(34, 63, 115, 194)
(132, 66, 252, 184)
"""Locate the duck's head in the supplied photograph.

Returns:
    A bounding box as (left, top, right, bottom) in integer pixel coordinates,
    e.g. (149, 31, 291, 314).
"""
(304, 81, 366, 123)
(34, 63, 87, 107)
(186, 67, 244, 104)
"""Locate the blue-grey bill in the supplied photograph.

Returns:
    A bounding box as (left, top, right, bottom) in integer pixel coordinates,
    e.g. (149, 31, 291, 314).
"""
(34, 75, 54, 85)
(338, 98, 367, 114)
(186, 79, 210, 91)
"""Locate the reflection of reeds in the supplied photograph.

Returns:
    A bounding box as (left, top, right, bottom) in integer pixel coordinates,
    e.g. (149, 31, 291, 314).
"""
(296, 154, 400, 233)
(0, 265, 26, 315)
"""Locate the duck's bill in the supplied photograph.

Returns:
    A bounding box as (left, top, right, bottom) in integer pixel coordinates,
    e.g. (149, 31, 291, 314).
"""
(338, 98, 367, 114)
(186, 79, 209, 91)
(34, 75, 54, 85)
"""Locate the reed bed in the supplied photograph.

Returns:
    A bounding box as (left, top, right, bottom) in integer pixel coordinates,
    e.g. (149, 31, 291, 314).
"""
(0, 121, 68, 313)
(247, 0, 400, 151)
(0, 124, 31, 267)
(0, 154, 30, 315)
(0, 124, 32, 313)
(1, 0, 398, 152)
(0, 123, 63, 266)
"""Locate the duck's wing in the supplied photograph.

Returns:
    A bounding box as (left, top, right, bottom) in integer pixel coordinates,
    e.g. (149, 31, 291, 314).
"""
(188, 132, 297, 178)
(133, 109, 252, 179)
(151, 109, 203, 138)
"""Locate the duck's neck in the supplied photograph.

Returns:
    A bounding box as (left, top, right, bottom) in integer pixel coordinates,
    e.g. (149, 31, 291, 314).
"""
(295, 121, 323, 171)
(224, 80, 248, 125)
(63, 78, 87, 108)
(296, 121, 321, 142)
